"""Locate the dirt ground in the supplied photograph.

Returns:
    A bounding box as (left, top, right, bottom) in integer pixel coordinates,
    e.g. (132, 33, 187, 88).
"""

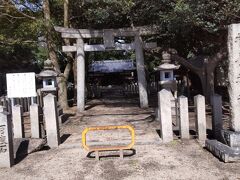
(0, 96, 240, 180)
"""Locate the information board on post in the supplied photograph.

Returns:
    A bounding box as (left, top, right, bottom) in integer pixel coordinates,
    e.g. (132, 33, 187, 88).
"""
(6, 73, 37, 98)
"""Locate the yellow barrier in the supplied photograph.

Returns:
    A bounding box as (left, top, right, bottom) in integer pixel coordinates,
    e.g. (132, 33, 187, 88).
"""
(82, 125, 135, 159)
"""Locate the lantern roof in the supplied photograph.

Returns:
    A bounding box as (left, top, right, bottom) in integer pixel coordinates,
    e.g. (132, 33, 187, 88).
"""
(154, 51, 180, 71)
(38, 59, 58, 78)
(154, 63, 180, 71)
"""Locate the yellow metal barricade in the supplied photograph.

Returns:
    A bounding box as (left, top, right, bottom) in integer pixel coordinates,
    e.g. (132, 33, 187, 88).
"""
(82, 125, 135, 159)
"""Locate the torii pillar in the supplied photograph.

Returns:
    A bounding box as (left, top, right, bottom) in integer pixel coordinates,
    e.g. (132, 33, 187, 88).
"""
(135, 34, 148, 108)
(76, 38, 85, 112)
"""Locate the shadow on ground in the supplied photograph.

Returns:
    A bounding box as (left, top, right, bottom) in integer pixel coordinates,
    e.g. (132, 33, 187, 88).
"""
(86, 149, 136, 160)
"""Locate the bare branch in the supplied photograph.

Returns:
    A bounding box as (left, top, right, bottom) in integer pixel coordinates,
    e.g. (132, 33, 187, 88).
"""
(6, 0, 36, 20)
(12, 8, 36, 20)
(171, 54, 203, 73)
(1, 16, 14, 23)
(0, 13, 26, 19)
(207, 48, 228, 70)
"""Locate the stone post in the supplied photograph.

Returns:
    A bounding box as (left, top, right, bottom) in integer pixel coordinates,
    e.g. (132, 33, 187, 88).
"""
(170, 94, 178, 126)
(178, 96, 190, 139)
(10, 98, 14, 114)
(12, 105, 24, 138)
(43, 94, 60, 148)
(0, 111, 14, 167)
(205, 24, 240, 162)
(30, 104, 40, 138)
(135, 34, 148, 108)
(158, 89, 173, 143)
(7, 99, 11, 113)
(76, 38, 85, 112)
(228, 23, 240, 131)
(211, 94, 223, 140)
(194, 95, 206, 141)
(175, 99, 179, 127)
(0, 105, 6, 113)
(155, 107, 160, 121)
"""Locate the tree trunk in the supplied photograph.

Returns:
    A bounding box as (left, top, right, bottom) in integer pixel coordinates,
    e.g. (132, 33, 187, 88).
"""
(43, 0, 69, 110)
(57, 76, 68, 110)
(205, 63, 215, 100)
(195, 64, 216, 102)
(43, 0, 60, 73)
(171, 49, 226, 102)
(58, 0, 74, 110)
(198, 72, 207, 97)
(203, 49, 227, 101)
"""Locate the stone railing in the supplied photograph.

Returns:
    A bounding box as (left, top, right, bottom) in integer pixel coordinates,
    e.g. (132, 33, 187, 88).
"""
(156, 89, 207, 143)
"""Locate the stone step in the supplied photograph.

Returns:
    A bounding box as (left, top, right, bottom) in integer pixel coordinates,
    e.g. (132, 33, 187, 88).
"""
(222, 130, 240, 147)
(13, 138, 46, 158)
(205, 140, 240, 163)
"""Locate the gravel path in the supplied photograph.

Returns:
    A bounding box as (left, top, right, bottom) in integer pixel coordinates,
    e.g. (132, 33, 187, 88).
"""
(0, 97, 240, 180)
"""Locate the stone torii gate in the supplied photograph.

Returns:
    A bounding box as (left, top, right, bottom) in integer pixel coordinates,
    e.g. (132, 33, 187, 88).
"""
(55, 26, 157, 112)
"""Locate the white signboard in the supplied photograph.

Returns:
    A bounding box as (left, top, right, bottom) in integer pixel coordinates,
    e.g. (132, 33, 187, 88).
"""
(6, 72, 37, 98)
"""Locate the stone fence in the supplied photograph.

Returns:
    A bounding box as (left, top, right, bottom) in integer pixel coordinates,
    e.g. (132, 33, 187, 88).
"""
(0, 93, 61, 168)
(0, 90, 43, 113)
(87, 82, 161, 98)
(156, 89, 207, 143)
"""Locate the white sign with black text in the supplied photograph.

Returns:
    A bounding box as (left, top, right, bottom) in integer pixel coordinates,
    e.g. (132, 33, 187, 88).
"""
(6, 73, 36, 98)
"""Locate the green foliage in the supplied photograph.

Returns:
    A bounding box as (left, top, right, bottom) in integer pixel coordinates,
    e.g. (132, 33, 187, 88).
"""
(129, 0, 240, 56)
(68, 0, 134, 28)
(0, 0, 44, 71)
(1, 0, 240, 73)
(32, 46, 48, 69)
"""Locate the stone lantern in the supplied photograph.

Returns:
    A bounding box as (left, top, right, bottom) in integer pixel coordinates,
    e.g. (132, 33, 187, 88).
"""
(154, 51, 180, 96)
(38, 59, 58, 94)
